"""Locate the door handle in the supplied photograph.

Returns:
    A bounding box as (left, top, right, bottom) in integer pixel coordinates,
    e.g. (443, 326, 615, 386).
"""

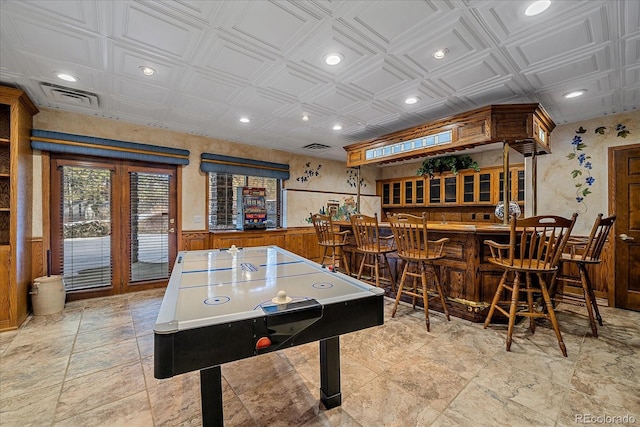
(169, 228, 175, 233)
(619, 234, 635, 241)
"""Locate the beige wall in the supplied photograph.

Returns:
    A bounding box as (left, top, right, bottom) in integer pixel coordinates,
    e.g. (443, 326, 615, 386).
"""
(525, 110, 639, 235)
(31, 108, 639, 237)
(31, 108, 379, 235)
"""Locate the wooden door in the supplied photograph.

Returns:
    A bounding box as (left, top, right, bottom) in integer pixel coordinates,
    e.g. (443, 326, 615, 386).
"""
(612, 145, 640, 310)
(51, 156, 178, 299)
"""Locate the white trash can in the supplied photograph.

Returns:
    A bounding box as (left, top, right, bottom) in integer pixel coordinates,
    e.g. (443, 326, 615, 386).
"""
(31, 275, 66, 315)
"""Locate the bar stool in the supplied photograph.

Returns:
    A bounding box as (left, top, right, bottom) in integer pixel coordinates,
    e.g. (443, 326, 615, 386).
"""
(388, 212, 450, 331)
(350, 213, 396, 291)
(484, 213, 577, 357)
(550, 214, 616, 337)
(310, 212, 351, 275)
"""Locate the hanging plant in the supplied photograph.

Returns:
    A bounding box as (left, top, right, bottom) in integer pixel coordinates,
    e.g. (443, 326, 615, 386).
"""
(417, 154, 479, 178)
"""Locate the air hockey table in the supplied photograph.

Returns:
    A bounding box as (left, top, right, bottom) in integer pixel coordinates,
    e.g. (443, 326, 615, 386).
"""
(154, 245, 385, 426)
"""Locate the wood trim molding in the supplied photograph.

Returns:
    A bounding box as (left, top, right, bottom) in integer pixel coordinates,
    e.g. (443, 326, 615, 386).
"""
(344, 104, 555, 167)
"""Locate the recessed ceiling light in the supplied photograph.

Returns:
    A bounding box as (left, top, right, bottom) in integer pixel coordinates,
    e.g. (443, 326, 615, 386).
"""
(563, 90, 586, 99)
(324, 53, 343, 66)
(139, 66, 156, 76)
(525, 0, 551, 16)
(302, 114, 309, 121)
(432, 48, 448, 60)
(405, 97, 419, 105)
(332, 124, 342, 131)
(239, 117, 250, 123)
(57, 73, 77, 82)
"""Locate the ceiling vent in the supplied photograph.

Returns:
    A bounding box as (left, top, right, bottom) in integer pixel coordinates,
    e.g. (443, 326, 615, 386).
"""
(302, 143, 331, 150)
(40, 82, 99, 108)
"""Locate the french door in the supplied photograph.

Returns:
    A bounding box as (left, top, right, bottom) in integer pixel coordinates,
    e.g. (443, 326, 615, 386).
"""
(50, 156, 178, 298)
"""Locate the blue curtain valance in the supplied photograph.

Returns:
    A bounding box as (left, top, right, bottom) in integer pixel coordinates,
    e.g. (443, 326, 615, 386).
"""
(200, 153, 290, 180)
(31, 130, 190, 165)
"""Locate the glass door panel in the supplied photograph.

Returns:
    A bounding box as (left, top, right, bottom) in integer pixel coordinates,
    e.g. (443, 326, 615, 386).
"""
(57, 164, 113, 291)
(129, 172, 170, 283)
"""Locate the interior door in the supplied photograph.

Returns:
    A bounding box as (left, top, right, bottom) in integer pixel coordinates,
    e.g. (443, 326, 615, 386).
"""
(613, 145, 640, 311)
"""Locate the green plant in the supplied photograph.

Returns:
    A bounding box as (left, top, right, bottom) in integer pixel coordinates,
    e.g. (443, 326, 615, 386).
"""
(417, 154, 479, 178)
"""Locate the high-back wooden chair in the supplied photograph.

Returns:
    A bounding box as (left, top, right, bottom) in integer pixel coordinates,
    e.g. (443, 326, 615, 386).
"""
(483, 213, 578, 357)
(550, 214, 616, 337)
(388, 212, 450, 331)
(310, 212, 351, 275)
(350, 213, 396, 291)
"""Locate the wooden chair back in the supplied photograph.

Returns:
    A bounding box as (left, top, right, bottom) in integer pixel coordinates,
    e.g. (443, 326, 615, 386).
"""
(576, 214, 616, 262)
(350, 213, 390, 253)
(310, 212, 345, 246)
(388, 212, 445, 261)
(503, 214, 578, 270)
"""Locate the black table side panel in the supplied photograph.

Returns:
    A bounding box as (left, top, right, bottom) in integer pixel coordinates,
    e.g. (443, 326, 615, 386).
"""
(154, 294, 384, 379)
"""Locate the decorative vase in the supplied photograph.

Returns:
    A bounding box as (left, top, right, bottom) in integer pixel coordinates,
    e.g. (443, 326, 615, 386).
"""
(494, 201, 521, 221)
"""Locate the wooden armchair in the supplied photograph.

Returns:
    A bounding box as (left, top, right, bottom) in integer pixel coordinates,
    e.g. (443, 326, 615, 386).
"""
(550, 213, 616, 337)
(388, 212, 450, 331)
(310, 212, 351, 274)
(483, 213, 578, 356)
(350, 213, 396, 291)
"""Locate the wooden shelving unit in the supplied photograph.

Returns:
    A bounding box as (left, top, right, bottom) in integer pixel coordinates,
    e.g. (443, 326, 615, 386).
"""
(0, 86, 38, 331)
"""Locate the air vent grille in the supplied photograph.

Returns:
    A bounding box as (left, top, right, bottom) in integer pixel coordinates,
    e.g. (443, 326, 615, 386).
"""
(40, 82, 99, 109)
(302, 143, 331, 150)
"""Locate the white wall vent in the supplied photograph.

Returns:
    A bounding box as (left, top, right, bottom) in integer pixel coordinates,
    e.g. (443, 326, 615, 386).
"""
(40, 83, 99, 108)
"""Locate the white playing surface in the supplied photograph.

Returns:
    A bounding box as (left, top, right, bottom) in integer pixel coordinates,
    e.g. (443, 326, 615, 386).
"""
(155, 246, 383, 333)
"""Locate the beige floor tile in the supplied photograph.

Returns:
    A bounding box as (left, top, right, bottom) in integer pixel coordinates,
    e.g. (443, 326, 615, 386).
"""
(55, 359, 146, 421)
(65, 338, 140, 380)
(53, 390, 153, 427)
(0, 383, 61, 427)
(73, 322, 136, 353)
(1, 289, 638, 427)
(0, 354, 69, 400)
(443, 381, 557, 426)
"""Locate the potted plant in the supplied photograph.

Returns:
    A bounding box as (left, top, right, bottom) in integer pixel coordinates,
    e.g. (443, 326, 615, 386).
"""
(417, 154, 479, 178)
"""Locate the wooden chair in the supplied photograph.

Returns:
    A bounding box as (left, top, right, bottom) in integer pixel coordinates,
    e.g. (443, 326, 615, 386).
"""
(310, 212, 351, 275)
(350, 213, 396, 291)
(483, 213, 578, 357)
(388, 212, 450, 331)
(549, 214, 616, 337)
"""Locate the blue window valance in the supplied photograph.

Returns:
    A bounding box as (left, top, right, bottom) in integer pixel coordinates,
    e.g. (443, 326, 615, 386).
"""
(31, 130, 190, 165)
(200, 153, 290, 180)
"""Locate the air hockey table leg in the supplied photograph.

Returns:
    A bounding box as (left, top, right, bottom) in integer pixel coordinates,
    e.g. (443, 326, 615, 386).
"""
(200, 365, 223, 427)
(319, 336, 341, 409)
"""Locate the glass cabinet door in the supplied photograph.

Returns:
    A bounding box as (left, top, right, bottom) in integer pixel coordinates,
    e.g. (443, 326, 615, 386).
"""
(479, 173, 492, 202)
(429, 178, 441, 204)
(382, 183, 390, 205)
(392, 182, 401, 205)
(415, 179, 424, 204)
(463, 175, 474, 203)
(516, 169, 525, 201)
(404, 180, 413, 205)
(444, 176, 457, 203)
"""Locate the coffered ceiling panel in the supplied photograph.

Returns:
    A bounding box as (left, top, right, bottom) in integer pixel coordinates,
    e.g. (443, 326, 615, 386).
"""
(114, 2, 204, 59)
(2, 12, 103, 68)
(0, 0, 637, 160)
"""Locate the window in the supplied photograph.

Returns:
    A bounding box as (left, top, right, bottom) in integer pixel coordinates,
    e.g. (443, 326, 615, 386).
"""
(208, 172, 281, 230)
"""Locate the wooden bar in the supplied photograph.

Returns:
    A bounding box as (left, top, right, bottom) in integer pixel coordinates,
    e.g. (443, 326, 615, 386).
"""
(335, 221, 512, 322)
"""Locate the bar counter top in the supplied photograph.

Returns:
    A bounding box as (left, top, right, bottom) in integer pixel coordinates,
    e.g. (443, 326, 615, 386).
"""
(334, 220, 509, 233)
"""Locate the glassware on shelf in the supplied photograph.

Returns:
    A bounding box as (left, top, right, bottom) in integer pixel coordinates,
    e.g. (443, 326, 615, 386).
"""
(494, 200, 521, 221)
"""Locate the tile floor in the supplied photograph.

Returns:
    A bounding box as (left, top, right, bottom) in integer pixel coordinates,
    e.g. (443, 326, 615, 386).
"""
(1, 289, 639, 426)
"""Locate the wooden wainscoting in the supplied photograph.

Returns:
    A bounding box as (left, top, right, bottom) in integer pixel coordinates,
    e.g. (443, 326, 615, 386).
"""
(181, 231, 209, 251)
(31, 238, 44, 279)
